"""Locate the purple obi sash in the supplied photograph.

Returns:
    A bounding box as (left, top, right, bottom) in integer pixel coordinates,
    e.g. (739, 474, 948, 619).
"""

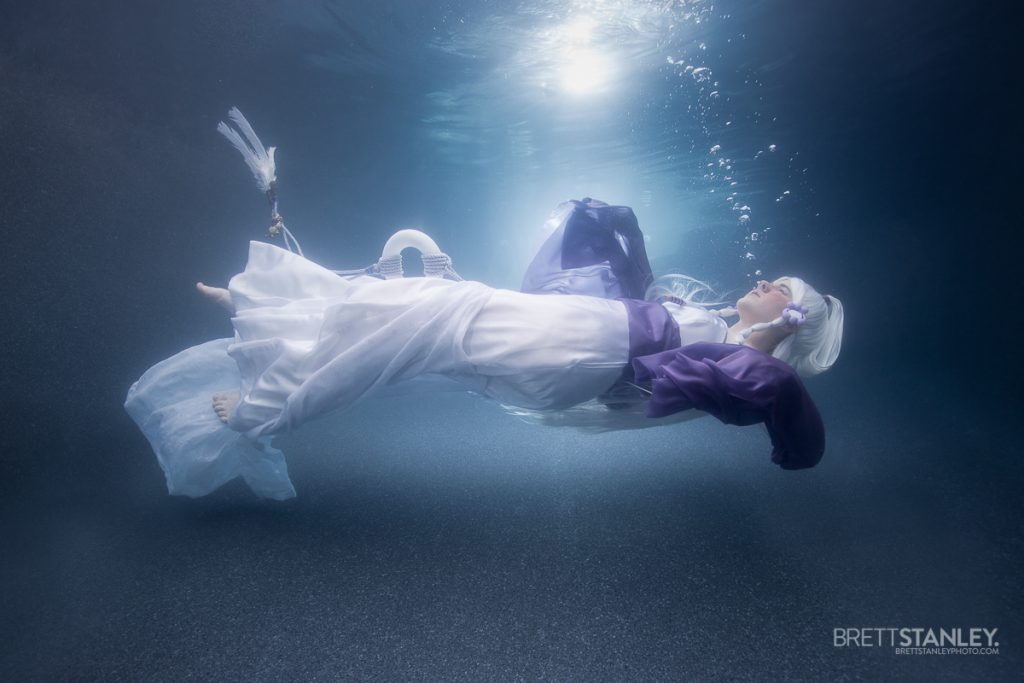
(617, 297, 682, 360)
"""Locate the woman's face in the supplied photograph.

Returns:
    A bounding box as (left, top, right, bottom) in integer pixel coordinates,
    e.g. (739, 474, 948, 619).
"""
(736, 278, 793, 324)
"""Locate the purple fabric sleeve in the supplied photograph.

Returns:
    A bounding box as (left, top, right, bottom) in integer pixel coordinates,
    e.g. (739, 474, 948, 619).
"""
(631, 342, 826, 470)
(559, 199, 654, 299)
(618, 298, 682, 360)
(520, 198, 655, 300)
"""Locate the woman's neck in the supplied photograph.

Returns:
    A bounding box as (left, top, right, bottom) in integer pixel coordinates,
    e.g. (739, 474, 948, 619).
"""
(728, 320, 783, 354)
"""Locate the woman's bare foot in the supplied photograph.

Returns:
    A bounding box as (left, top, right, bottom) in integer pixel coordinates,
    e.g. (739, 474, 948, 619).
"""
(212, 391, 240, 423)
(196, 282, 235, 313)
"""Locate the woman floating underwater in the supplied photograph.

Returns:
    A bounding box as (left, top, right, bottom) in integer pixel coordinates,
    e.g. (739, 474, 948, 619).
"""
(125, 197, 844, 501)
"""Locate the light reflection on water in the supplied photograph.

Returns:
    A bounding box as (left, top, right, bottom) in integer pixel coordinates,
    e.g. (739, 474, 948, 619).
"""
(287, 0, 807, 285)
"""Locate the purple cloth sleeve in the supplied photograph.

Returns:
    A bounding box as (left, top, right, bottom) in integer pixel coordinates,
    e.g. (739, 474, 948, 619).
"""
(559, 199, 654, 299)
(521, 198, 655, 300)
(632, 342, 826, 470)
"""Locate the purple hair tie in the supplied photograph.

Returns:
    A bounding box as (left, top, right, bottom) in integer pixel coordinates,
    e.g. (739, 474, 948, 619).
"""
(782, 302, 808, 327)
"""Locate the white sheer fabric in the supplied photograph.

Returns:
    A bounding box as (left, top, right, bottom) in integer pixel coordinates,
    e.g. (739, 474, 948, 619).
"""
(124, 338, 297, 500)
(226, 241, 633, 438)
(126, 241, 637, 498)
(125, 240, 732, 499)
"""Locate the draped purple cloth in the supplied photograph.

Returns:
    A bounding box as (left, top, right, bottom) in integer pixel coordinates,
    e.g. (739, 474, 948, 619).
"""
(632, 342, 826, 469)
(521, 198, 655, 300)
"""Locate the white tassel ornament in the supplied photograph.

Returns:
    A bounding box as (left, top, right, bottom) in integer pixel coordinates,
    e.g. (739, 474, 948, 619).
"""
(216, 107, 277, 193)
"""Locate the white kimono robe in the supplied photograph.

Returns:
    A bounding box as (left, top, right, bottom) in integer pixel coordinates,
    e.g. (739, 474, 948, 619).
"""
(126, 219, 727, 499)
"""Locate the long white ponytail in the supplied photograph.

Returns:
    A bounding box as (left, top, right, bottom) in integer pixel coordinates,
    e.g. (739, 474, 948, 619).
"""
(770, 277, 844, 377)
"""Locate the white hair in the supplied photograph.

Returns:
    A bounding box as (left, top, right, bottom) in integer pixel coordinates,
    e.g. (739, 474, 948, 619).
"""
(770, 276, 844, 377)
(643, 273, 729, 308)
(649, 273, 844, 376)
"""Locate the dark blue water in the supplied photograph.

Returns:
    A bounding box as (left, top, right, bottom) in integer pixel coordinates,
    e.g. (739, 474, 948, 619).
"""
(1, 0, 1019, 679)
